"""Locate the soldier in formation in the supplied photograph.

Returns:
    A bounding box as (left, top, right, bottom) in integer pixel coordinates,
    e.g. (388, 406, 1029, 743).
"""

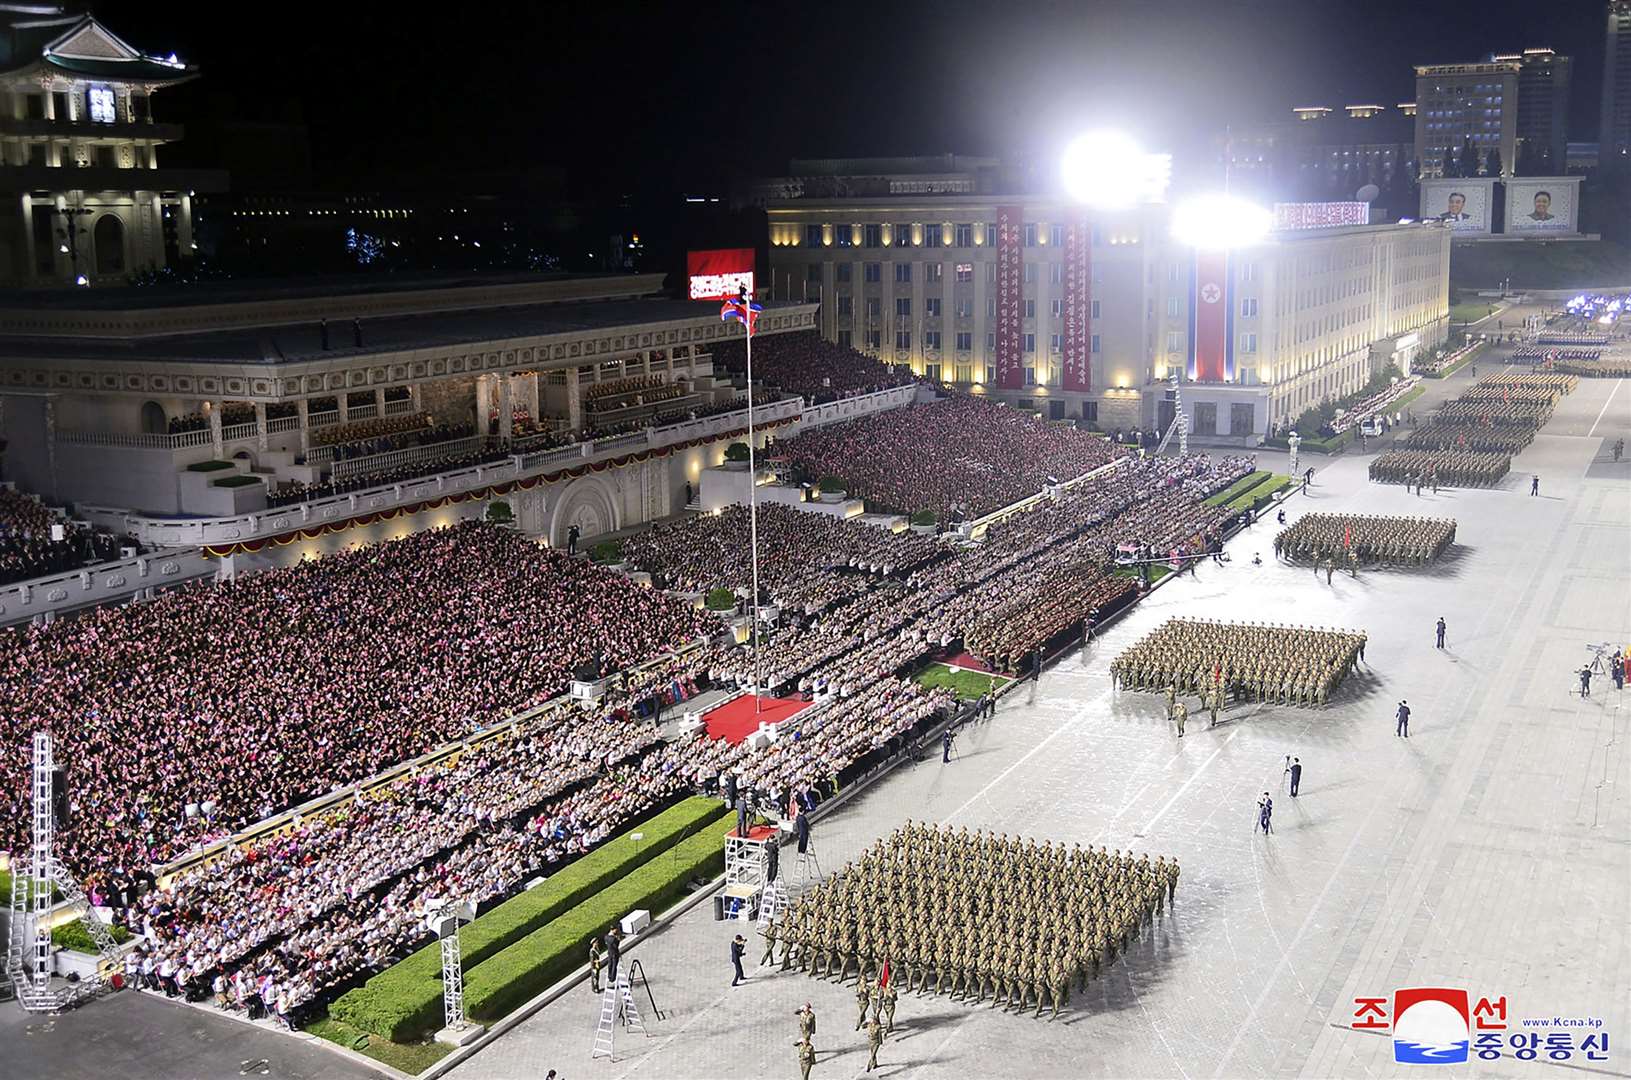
(770, 822, 1180, 1021)
(1369, 448, 1509, 488)
(1111, 617, 1365, 709)
(1274, 513, 1456, 567)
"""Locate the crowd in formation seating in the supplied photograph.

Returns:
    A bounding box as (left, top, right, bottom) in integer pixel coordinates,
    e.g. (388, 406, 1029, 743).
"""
(329, 421, 475, 462)
(1328, 376, 1422, 434)
(0, 523, 710, 881)
(1274, 513, 1456, 566)
(713, 331, 916, 403)
(8, 419, 1261, 1021)
(310, 413, 433, 450)
(1111, 619, 1366, 707)
(776, 394, 1123, 517)
(623, 503, 942, 614)
(0, 488, 134, 587)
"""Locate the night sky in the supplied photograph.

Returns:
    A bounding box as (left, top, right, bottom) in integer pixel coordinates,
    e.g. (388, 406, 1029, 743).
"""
(95, 0, 1608, 195)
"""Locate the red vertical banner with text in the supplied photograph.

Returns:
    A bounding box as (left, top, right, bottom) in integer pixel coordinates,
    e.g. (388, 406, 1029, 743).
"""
(995, 206, 1024, 389)
(1061, 214, 1091, 392)
(1189, 249, 1229, 382)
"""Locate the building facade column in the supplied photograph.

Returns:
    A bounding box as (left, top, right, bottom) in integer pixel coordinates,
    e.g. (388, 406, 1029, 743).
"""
(254, 400, 267, 451)
(374, 386, 386, 415)
(208, 400, 223, 458)
(524, 371, 540, 423)
(337, 391, 350, 425)
(409, 382, 423, 412)
(475, 374, 493, 435)
(566, 366, 583, 431)
(498, 374, 514, 440)
(296, 397, 310, 452)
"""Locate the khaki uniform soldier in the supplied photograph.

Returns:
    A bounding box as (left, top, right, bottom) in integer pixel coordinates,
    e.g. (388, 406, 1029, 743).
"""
(881, 979, 898, 1033)
(796, 1002, 815, 1041)
(760, 920, 778, 967)
(797, 1037, 816, 1080)
(855, 978, 873, 1030)
(588, 934, 605, 993)
(866, 1018, 884, 1072)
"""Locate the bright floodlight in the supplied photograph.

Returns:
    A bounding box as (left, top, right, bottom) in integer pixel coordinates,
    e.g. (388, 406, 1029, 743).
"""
(1061, 131, 1147, 210)
(1171, 194, 1273, 250)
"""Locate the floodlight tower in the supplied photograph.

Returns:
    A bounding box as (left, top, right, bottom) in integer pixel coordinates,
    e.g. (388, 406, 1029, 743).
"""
(427, 898, 480, 1045)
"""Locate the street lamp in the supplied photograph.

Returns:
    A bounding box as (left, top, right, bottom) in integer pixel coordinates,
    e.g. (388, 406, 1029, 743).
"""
(54, 206, 93, 285)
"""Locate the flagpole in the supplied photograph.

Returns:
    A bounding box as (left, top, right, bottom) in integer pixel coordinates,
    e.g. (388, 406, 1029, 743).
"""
(742, 286, 763, 714)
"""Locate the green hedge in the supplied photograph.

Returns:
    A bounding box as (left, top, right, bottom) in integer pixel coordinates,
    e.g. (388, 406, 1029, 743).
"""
(705, 587, 736, 611)
(186, 460, 234, 472)
(589, 539, 623, 564)
(328, 797, 728, 1041)
(1263, 428, 1353, 455)
(1229, 475, 1291, 513)
(1203, 470, 1269, 507)
(214, 474, 261, 488)
(464, 819, 732, 1024)
(52, 918, 133, 954)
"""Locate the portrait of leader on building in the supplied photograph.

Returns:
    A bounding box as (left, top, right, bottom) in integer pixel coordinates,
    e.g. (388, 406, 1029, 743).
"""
(1526, 191, 1555, 221)
(1438, 192, 1471, 221)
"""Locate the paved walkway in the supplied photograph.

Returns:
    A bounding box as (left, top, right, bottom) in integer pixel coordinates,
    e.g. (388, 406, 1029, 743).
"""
(450, 377, 1630, 1080)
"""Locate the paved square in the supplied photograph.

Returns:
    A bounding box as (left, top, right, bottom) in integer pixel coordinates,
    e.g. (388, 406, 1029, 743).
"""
(447, 377, 1630, 1080)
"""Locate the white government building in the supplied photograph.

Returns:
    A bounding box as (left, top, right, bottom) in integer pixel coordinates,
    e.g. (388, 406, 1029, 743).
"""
(763, 157, 1450, 442)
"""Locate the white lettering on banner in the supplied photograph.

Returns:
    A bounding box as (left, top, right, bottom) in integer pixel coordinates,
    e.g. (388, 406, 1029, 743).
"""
(996, 206, 1023, 388)
(688, 271, 755, 301)
(1061, 216, 1090, 391)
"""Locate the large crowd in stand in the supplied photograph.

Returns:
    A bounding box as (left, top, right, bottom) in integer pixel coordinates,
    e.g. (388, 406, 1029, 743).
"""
(0, 523, 710, 881)
(712, 331, 916, 403)
(10, 402, 1261, 1022)
(0, 487, 135, 587)
(776, 394, 1124, 517)
(327, 420, 475, 462)
(310, 413, 432, 450)
(623, 503, 943, 614)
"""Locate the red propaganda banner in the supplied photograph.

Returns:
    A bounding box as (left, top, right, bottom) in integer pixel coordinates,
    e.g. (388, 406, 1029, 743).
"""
(687, 248, 755, 301)
(995, 206, 1024, 389)
(1188, 249, 1230, 382)
(1061, 214, 1091, 392)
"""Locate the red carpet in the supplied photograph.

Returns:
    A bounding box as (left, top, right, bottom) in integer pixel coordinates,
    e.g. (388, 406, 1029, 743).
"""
(942, 651, 1008, 676)
(705, 695, 811, 744)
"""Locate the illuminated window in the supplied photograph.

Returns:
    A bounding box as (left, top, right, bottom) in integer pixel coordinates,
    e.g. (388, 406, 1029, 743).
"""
(834, 226, 853, 248)
(955, 264, 973, 283)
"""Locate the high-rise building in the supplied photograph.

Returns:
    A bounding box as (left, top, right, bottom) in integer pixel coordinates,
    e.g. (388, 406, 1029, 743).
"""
(1494, 48, 1572, 172)
(1603, 1, 1631, 169)
(0, 5, 226, 286)
(1414, 60, 1521, 179)
(1218, 105, 1417, 204)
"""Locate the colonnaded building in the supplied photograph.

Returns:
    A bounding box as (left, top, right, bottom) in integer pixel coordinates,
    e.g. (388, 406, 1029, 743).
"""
(0, 5, 222, 286)
(760, 157, 1451, 444)
(0, 272, 898, 619)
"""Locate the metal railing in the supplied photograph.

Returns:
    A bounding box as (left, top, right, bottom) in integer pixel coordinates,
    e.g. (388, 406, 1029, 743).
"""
(266, 414, 301, 434)
(382, 398, 417, 416)
(58, 428, 212, 450)
(330, 436, 485, 480)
